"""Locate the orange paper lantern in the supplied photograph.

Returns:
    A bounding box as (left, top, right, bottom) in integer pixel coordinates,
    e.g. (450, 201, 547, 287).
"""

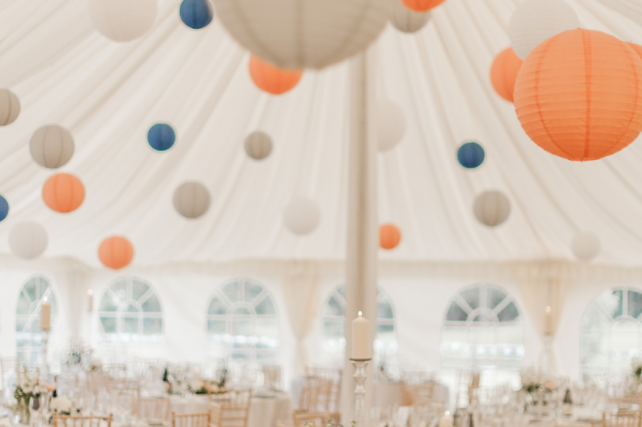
(249, 55, 302, 95)
(629, 43, 642, 59)
(402, 0, 445, 12)
(490, 47, 523, 103)
(380, 224, 402, 250)
(514, 29, 642, 161)
(98, 236, 134, 270)
(42, 173, 85, 213)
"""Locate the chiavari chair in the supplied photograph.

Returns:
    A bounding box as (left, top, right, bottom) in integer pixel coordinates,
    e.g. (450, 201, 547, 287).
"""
(133, 397, 171, 422)
(210, 389, 252, 427)
(603, 411, 642, 427)
(172, 412, 211, 427)
(53, 414, 113, 427)
(293, 412, 331, 427)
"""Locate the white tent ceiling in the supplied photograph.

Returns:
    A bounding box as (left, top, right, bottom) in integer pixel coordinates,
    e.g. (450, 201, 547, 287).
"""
(0, 0, 641, 267)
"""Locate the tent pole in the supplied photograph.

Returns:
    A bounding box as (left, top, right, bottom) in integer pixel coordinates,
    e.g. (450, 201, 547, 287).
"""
(341, 48, 378, 426)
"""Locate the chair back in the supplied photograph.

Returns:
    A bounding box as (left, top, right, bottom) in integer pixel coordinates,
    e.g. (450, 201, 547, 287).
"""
(262, 365, 282, 390)
(604, 411, 642, 427)
(293, 412, 331, 427)
(303, 368, 342, 413)
(210, 389, 252, 427)
(133, 397, 170, 421)
(172, 412, 211, 427)
(53, 414, 113, 427)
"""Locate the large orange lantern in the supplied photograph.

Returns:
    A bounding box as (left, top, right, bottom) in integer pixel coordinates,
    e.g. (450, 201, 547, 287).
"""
(514, 29, 642, 161)
(98, 236, 134, 270)
(490, 47, 522, 103)
(380, 224, 401, 250)
(42, 173, 85, 213)
(249, 55, 302, 95)
(629, 43, 642, 59)
(402, 0, 445, 12)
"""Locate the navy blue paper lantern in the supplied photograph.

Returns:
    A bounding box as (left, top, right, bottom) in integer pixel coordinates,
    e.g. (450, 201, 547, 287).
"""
(457, 142, 485, 169)
(147, 123, 176, 151)
(180, 0, 214, 30)
(0, 195, 9, 222)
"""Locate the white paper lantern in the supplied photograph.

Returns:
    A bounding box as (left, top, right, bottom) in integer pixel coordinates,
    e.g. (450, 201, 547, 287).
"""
(284, 197, 321, 235)
(245, 132, 273, 160)
(9, 222, 48, 260)
(0, 89, 20, 126)
(571, 232, 601, 261)
(30, 125, 75, 169)
(173, 182, 211, 219)
(390, 0, 430, 33)
(474, 191, 511, 227)
(211, 0, 392, 69)
(90, 0, 158, 42)
(508, 0, 580, 60)
(377, 100, 406, 152)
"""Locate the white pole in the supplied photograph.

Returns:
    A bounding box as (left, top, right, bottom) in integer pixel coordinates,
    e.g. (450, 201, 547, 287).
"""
(342, 48, 378, 426)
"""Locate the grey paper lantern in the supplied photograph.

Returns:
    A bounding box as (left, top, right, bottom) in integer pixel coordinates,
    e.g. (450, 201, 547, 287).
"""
(571, 232, 601, 261)
(9, 222, 48, 260)
(211, 0, 392, 69)
(390, 0, 430, 33)
(30, 125, 75, 169)
(473, 191, 511, 227)
(0, 89, 20, 126)
(173, 182, 210, 219)
(284, 197, 321, 235)
(90, 0, 158, 42)
(245, 131, 273, 160)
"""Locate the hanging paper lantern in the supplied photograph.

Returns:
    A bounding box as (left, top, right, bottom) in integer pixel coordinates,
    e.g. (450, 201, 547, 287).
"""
(245, 131, 273, 160)
(147, 123, 176, 151)
(0, 195, 8, 222)
(380, 224, 401, 250)
(402, 0, 445, 13)
(571, 232, 601, 261)
(249, 56, 302, 95)
(42, 173, 85, 214)
(474, 191, 510, 227)
(9, 222, 48, 260)
(180, 0, 214, 30)
(30, 125, 75, 169)
(490, 48, 522, 103)
(0, 89, 20, 126)
(457, 142, 485, 169)
(99, 236, 134, 269)
(377, 100, 406, 152)
(211, 0, 391, 69)
(391, 0, 430, 33)
(89, 0, 158, 42)
(283, 197, 321, 235)
(173, 182, 210, 219)
(508, 0, 580, 60)
(514, 29, 642, 161)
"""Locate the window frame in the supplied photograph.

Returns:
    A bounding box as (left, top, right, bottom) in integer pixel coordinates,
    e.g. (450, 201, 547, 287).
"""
(15, 275, 58, 363)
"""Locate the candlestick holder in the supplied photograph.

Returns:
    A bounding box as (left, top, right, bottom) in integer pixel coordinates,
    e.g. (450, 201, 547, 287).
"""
(40, 328, 51, 387)
(350, 358, 371, 427)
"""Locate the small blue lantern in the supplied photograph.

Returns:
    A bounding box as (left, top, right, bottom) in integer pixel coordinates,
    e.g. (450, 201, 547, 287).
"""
(0, 195, 9, 222)
(457, 141, 485, 169)
(147, 123, 176, 152)
(180, 0, 214, 30)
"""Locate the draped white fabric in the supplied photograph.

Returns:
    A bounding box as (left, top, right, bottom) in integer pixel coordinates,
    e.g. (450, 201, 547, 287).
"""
(0, 0, 639, 267)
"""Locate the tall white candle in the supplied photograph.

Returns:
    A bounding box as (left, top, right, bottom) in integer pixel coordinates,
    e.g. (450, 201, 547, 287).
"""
(40, 298, 51, 330)
(544, 306, 554, 334)
(87, 290, 93, 312)
(352, 311, 370, 360)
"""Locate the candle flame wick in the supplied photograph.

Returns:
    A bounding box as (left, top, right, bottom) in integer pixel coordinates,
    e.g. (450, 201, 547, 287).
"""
(358, 311, 362, 316)
(43, 296, 48, 302)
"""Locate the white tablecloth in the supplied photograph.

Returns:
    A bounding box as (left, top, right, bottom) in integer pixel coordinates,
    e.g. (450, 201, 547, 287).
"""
(170, 395, 211, 414)
(248, 394, 293, 427)
(373, 382, 450, 407)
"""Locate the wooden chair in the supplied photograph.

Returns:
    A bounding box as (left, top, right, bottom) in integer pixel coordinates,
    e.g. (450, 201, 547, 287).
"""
(53, 414, 113, 427)
(133, 397, 171, 421)
(303, 368, 342, 416)
(210, 389, 252, 427)
(172, 412, 211, 427)
(603, 411, 642, 427)
(297, 377, 320, 412)
(293, 412, 331, 427)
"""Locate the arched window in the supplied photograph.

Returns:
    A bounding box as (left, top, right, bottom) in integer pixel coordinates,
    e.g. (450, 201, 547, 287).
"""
(581, 287, 642, 376)
(441, 284, 524, 370)
(98, 277, 163, 343)
(321, 284, 397, 362)
(16, 276, 57, 363)
(207, 279, 279, 363)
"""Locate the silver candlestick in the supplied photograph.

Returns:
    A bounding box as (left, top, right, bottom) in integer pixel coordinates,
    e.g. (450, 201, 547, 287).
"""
(350, 358, 371, 427)
(40, 328, 51, 387)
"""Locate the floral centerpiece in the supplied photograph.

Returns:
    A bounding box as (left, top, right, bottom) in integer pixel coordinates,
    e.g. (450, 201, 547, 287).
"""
(10, 366, 39, 424)
(632, 358, 642, 382)
(520, 367, 558, 418)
